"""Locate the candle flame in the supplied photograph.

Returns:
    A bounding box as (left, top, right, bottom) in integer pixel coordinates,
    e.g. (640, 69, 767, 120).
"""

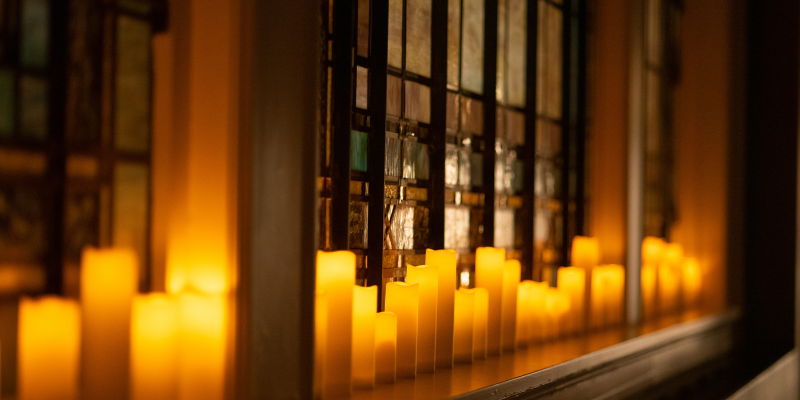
(460, 271, 470, 288)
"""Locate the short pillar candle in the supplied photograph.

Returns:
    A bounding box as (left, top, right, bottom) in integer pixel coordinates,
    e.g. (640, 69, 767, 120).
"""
(406, 264, 438, 373)
(375, 312, 397, 384)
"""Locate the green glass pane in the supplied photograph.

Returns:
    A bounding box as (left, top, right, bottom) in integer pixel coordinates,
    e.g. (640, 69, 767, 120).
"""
(19, 75, 47, 141)
(115, 15, 151, 153)
(461, 0, 484, 94)
(351, 130, 368, 172)
(0, 186, 45, 261)
(405, 0, 431, 77)
(64, 192, 99, 261)
(403, 81, 430, 123)
(113, 162, 149, 279)
(20, 0, 49, 68)
(0, 70, 14, 137)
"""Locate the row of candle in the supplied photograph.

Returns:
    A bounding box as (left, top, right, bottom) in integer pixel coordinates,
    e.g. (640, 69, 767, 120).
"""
(641, 237, 703, 319)
(6, 248, 226, 400)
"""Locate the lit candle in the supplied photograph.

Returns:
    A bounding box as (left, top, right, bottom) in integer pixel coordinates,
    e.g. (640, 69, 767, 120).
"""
(316, 250, 355, 395)
(545, 288, 570, 339)
(314, 291, 327, 397)
(475, 247, 505, 355)
(682, 258, 702, 309)
(375, 312, 397, 384)
(131, 293, 179, 400)
(502, 260, 521, 352)
(658, 262, 680, 315)
(529, 282, 549, 342)
(426, 249, 456, 369)
(81, 247, 138, 400)
(405, 264, 438, 373)
(663, 243, 684, 268)
(473, 287, 489, 359)
(385, 281, 419, 378)
(641, 263, 657, 320)
(571, 236, 600, 270)
(178, 292, 226, 400)
(605, 265, 625, 325)
(453, 288, 475, 364)
(557, 266, 585, 335)
(18, 296, 81, 400)
(589, 266, 608, 329)
(642, 236, 666, 265)
(516, 281, 534, 348)
(352, 285, 377, 388)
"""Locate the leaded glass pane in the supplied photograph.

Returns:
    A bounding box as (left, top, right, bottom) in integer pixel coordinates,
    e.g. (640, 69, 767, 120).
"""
(545, 3, 562, 119)
(496, 0, 506, 103)
(64, 192, 99, 261)
(19, 75, 47, 141)
(357, 0, 370, 57)
(445, 144, 459, 185)
(356, 66, 369, 109)
(461, 0, 484, 94)
(115, 15, 151, 152)
(385, 133, 401, 177)
(0, 70, 14, 137)
(403, 81, 431, 123)
(447, 0, 461, 87)
(405, 0, 431, 77)
(388, 0, 403, 68)
(112, 163, 149, 278)
(20, 0, 49, 69)
(507, 0, 526, 107)
(387, 74, 402, 117)
(494, 208, 515, 250)
(349, 201, 368, 249)
(351, 130, 368, 172)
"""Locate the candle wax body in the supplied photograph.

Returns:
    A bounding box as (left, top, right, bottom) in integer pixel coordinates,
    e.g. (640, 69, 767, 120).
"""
(571, 236, 600, 270)
(545, 289, 570, 339)
(375, 312, 397, 384)
(385, 282, 419, 378)
(529, 282, 548, 342)
(606, 265, 625, 325)
(426, 249, 457, 369)
(557, 267, 585, 335)
(406, 264, 438, 373)
(590, 267, 607, 329)
(81, 248, 138, 400)
(473, 288, 489, 359)
(178, 292, 226, 400)
(683, 259, 702, 309)
(18, 296, 81, 400)
(502, 260, 521, 352)
(316, 251, 355, 395)
(132, 294, 179, 400)
(641, 263, 657, 319)
(642, 236, 666, 265)
(453, 288, 475, 364)
(352, 285, 377, 388)
(516, 281, 534, 347)
(658, 263, 680, 314)
(475, 247, 505, 355)
(314, 292, 327, 397)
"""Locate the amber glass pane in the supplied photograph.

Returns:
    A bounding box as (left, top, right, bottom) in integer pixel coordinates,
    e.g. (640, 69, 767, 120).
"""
(387, 74, 402, 117)
(118, 0, 151, 14)
(404, 81, 431, 123)
(0, 70, 14, 137)
(461, 0, 484, 94)
(349, 201, 368, 249)
(20, 0, 49, 69)
(446, 92, 459, 131)
(115, 15, 151, 152)
(64, 192, 99, 261)
(545, 3, 562, 119)
(0, 186, 45, 262)
(388, 0, 403, 68)
(112, 162, 149, 277)
(19, 75, 47, 141)
(496, 0, 507, 103)
(357, 0, 370, 57)
(460, 97, 483, 135)
(447, 0, 461, 87)
(507, 0, 526, 107)
(535, 1, 546, 116)
(406, 0, 431, 77)
(356, 66, 369, 109)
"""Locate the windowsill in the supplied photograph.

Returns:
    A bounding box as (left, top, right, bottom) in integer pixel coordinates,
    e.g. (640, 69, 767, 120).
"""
(347, 309, 739, 400)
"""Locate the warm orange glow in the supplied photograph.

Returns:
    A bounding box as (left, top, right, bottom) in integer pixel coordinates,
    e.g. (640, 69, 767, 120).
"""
(385, 282, 419, 379)
(590, 265, 625, 329)
(641, 236, 666, 265)
(683, 258, 703, 309)
(641, 264, 657, 320)
(178, 292, 226, 400)
(81, 247, 138, 400)
(557, 267, 585, 334)
(501, 260, 521, 352)
(352, 285, 377, 388)
(425, 249, 456, 369)
(460, 271, 470, 288)
(475, 247, 505, 355)
(405, 264, 438, 373)
(316, 250, 355, 395)
(515, 281, 535, 347)
(472, 288, 489, 360)
(314, 291, 327, 397)
(658, 263, 680, 315)
(663, 243, 684, 268)
(544, 288, 571, 339)
(571, 236, 601, 270)
(131, 294, 179, 400)
(529, 282, 548, 342)
(18, 296, 81, 400)
(375, 312, 397, 384)
(453, 288, 475, 364)
(0, 264, 45, 294)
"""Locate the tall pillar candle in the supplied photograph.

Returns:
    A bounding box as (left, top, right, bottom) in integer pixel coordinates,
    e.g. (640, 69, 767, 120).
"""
(529, 282, 548, 342)
(605, 265, 625, 325)
(501, 260, 521, 352)
(314, 291, 327, 398)
(589, 266, 608, 329)
(641, 263, 657, 319)
(516, 281, 534, 347)
(641, 236, 666, 265)
(475, 247, 505, 355)
(426, 249, 457, 369)
(453, 288, 475, 364)
(473, 287, 489, 359)
(406, 264, 438, 373)
(81, 247, 138, 400)
(375, 312, 397, 384)
(557, 267, 585, 335)
(18, 296, 81, 400)
(682, 258, 702, 309)
(570, 236, 600, 270)
(131, 294, 179, 400)
(658, 263, 679, 314)
(352, 285, 377, 388)
(385, 282, 419, 378)
(178, 292, 226, 400)
(545, 288, 570, 339)
(316, 251, 355, 395)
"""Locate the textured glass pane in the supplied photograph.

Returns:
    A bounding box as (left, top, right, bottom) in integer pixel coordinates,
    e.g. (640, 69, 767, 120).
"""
(494, 208, 515, 250)
(113, 163, 149, 276)
(471, 152, 483, 187)
(0, 186, 45, 261)
(445, 144, 459, 185)
(506, 109, 525, 145)
(536, 1, 546, 116)
(388, 0, 403, 68)
(406, 0, 432, 77)
(65, 192, 99, 261)
(389, 205, 414, 250)
(413, 205, 429, 248)
(512, 159, 524, 192)
(115, 16, 151, 152)
(357, 0, 370, 57)
(67, 0, 103, 147)
(446, 92, 459, 131)
(349, 201, 368, 249)
(496, 0, 506, 103)
(414, 142, 430, 180)
(445, 206, 470, 251)
(460, 97, 483, 135)
(20, 75, 47, 141)
(458, 147, 472, 187)
(461, 0, 484, 94)
(20, 0, 49, 68)
(404, 81, 431, 123)
(507, 0, 527, 107)
(356, 66, 369, 109)
(402, 139, 414, 179)
(351, 130, 368, 172)
(385, 133, 401, 177)
(387, 74, 402, 117)
(447, 0, 461, 87)
(0, 70, 14, 137)
(545, 4, 562, 119)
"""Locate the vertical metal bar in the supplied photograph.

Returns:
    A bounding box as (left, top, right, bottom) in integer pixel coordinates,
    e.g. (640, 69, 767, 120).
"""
(242, 0, 319, 396)
(331, 0, 354, 251)
(429, 0, 449, 250)
(522, 0, 539, 280)
(367, 0, 389, 307)
(482, 0, 499, 247)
